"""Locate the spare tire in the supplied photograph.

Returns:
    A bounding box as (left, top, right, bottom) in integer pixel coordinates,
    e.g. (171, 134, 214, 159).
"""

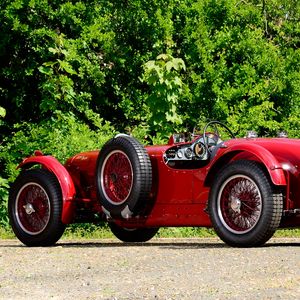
(96, 135, 152, 219)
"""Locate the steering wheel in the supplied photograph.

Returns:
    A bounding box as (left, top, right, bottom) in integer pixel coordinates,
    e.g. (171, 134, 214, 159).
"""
(203, 121, 235, 152)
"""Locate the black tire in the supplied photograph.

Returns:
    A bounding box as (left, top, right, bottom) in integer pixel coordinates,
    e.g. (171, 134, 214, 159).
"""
(208, 160, 283, 247)
(109, 222, 159, 242)
(96, 135, 152, 219)
(8, 169, 66, 246)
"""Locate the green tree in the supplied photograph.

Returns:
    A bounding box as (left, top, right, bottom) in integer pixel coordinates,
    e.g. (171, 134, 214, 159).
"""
(0, 0, 115, 131)
(141, 54, 186, 137)
(1, 0, 300, 138)
(0, 107, 5, 119)
(178, 0, 300, 136)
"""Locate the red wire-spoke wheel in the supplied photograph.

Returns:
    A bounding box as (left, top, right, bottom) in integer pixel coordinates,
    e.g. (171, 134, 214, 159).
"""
(217, 175, 262, 234)
(8, 169, 65, 246)
(15, 182, 51, 235)
(208, 160, 283, 247)
(101, 150, 133, 205)
(96, 135, 152, 219)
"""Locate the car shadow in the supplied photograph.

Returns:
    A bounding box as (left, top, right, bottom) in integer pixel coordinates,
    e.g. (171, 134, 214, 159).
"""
(0, 239, 227, 249)
(58, 241, 229, 249)
(57, 240, 300, 249)
(0, 239, 299, 249)
(264, 242, 300, 247)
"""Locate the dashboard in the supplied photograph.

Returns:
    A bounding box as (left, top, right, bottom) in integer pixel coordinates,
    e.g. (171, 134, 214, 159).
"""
(164, 140, 208, 162)
(164, 133, 221, 168)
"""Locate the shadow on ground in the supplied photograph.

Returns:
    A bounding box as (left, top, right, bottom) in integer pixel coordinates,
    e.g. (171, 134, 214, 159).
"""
(1, 238, 299, 249)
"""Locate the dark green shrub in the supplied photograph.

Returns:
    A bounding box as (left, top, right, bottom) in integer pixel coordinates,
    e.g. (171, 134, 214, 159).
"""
(0, 112, 115, 228)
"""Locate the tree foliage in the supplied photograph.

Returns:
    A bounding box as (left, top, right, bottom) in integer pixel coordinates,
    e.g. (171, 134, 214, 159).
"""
(1, 0, 300, 136)
(180, 0, 300, 134)
(1, 0, 300, 227)
(141, 54, 186, 136)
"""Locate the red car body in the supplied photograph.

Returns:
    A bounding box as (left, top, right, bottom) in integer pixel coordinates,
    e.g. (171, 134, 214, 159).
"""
(9, 122, 300, 247)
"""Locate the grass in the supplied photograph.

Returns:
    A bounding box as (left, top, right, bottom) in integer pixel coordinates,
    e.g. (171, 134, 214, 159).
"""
(0, 226, 15, 239)
(62, 226, 300, 240)
(62, 223, 114, 240)
(1, 224, 300, 240)
(274, 228, 300, 238)
(62, 225, 218, 240)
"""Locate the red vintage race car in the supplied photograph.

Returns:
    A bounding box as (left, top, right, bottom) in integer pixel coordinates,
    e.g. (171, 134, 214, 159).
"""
(8, 121, 300, 247)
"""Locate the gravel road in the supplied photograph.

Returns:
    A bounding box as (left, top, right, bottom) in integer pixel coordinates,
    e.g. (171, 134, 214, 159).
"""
(0, 237, 299, 300)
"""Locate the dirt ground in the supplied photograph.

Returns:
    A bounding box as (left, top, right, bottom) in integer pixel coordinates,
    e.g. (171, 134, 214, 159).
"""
(0, 237, 299, 300)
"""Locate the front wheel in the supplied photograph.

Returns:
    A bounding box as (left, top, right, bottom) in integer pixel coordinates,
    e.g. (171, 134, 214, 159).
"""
(109, 222, 159, 242)
(208, 160, 283, 247)
(8, 169, 66, 246)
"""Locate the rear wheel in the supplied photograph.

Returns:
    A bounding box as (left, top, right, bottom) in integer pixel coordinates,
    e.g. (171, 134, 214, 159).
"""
(109, 223, 159, 242)
(208, 160, 283, 247)
(8, 169, 65, 246)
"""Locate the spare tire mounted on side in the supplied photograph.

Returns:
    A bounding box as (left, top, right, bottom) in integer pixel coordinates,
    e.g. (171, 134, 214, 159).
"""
(96, 135, 152, 219)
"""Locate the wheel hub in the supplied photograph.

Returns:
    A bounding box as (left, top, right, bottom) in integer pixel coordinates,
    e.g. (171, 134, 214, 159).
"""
(23, 203, 36, 215)
(218, 174, 263, 234)
(110, 173, 117, 183)
(230, 197, 241, 213)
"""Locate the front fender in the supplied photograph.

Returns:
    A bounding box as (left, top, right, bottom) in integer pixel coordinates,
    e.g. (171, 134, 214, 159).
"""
(208, 142, 287, 186)
(18, 154, 76, 224)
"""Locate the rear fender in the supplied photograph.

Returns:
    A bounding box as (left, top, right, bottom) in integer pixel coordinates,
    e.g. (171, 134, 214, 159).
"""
(18, 154, 76, 224)
(206, 143, 287, 186)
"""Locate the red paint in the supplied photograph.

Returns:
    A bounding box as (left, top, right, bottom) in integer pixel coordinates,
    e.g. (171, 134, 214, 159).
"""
(101, 151, 133, 204)
(19, 136, 300, 228)
(18, 155, 76, 224)
(212, 139, 287, 185)
(16, 183, 50, 234)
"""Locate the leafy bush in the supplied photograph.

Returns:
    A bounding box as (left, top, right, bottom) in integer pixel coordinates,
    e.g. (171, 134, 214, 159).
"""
(1, 0, 300, 138)
(0, 107, 5, 118)
(179, 0, 300, 135)
(141, 54, 186, 137)
(0, 177, 9, 228)
(0, 112, 115, 228)
(0, 112, 114, 180)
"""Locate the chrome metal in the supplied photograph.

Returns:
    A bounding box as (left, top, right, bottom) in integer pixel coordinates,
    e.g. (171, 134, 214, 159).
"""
(230, 197, 241, 213)
(23, 203, 36, 215)
(246, 131, 258, 138)
(283, 209, 300, 216)
(217, 175, 262, 234)
(277, 131, 288, 138)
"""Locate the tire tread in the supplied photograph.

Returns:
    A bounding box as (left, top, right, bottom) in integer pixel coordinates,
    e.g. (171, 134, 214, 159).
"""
(208, 160, 283, 247)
